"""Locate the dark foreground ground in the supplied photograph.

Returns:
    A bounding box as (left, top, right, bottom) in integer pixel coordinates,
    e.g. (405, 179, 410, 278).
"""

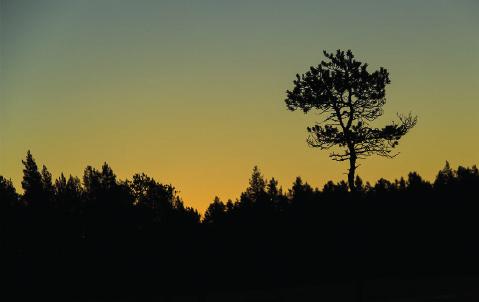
(8, 275, 476, 302)
(146, 277, 478, 302)
(193, 276, 479, 302)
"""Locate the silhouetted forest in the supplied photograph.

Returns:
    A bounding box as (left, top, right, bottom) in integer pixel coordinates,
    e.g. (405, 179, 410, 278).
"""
(2, 151, 479, 300)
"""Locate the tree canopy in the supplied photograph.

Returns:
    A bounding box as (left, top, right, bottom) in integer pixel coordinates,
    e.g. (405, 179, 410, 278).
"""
(285, 50, 417, 191)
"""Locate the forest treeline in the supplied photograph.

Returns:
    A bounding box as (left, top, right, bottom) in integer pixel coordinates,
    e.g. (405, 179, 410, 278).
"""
(1, 151, 479, 300)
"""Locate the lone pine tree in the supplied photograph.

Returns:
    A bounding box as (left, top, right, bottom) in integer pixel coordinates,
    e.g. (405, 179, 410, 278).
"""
(285, 50, 417, 192)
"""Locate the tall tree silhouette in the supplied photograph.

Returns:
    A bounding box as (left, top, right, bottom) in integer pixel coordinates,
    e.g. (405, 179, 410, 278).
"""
(41, 165, 54, 206)
(54, 173, 83, 213)
(434, 161, 455, 189)
(288, 176, 314, 206)
(244, 166, 266, 202)
(266, 177, 287, 208)
(131, 173, 175, 211)
(285, 50, 417, 191)
(21, 150, 45, 207)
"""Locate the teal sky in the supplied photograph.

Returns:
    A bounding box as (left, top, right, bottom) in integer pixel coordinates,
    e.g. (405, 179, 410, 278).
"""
(1, 0, 478, 211)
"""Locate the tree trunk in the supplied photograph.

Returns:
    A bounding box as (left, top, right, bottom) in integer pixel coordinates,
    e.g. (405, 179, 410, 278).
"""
(348, 153, 357, 192)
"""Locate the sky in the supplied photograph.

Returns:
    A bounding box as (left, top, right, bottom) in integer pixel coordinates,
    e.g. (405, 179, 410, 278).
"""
(1, 0, 478, 212)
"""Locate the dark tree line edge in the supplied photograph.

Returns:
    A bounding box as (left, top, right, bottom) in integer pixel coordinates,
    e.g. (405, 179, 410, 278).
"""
(1, 151, 479, 299)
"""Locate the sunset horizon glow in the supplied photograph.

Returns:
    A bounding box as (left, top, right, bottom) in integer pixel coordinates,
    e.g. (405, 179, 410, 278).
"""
(1, 0, 478, 212)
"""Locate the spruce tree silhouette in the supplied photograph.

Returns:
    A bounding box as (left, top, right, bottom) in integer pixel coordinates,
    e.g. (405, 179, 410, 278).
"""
(40, 165, 54, 207)
(244, 165, 267, 203)
(203, 196, 226, 224)
(54, 173, 83, 213)
(21, 150, 44, 207)
(285, 50, 417, 191)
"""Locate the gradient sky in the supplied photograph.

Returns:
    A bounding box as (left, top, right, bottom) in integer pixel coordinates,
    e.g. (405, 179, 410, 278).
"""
(1, 0, 478, 212)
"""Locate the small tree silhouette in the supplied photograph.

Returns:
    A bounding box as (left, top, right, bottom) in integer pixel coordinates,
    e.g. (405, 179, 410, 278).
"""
(0, 176, 18, 209)
(244, 166, 267, 203)
(203, 196, 226, 224)
(285, 50, 417, 191)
